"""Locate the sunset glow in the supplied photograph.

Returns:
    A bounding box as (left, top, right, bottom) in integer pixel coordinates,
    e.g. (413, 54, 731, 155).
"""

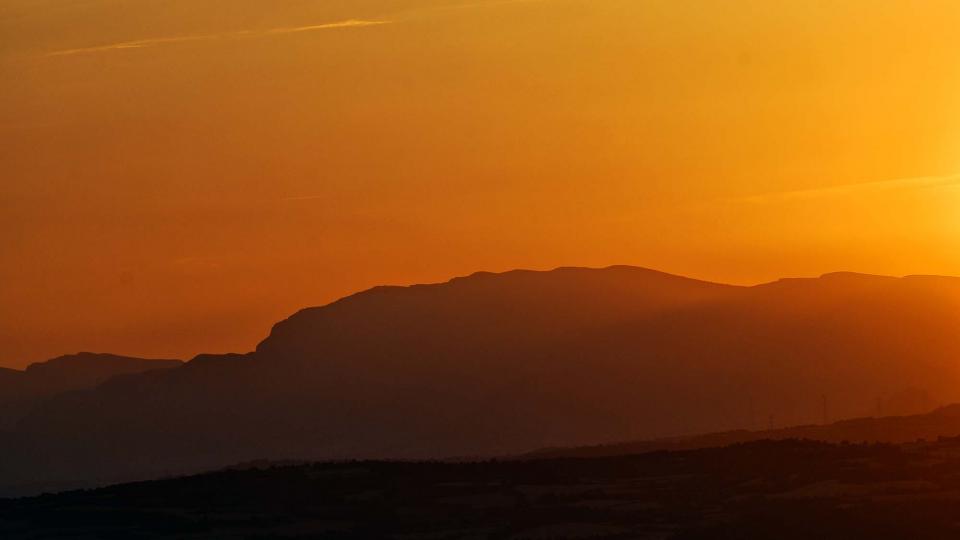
(2, 0, 959, 367)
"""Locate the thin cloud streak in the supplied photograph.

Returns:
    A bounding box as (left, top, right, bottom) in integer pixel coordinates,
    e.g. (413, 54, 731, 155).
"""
(46, 19, 390, 57)
(732, 173, 960, 205)
(45, 1, 546, 58)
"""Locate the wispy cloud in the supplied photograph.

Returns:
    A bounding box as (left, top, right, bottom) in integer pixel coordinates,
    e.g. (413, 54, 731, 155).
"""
(43, 0, 551, 58)
(731, 173, 960, 205)
(46, 19, 390, 57)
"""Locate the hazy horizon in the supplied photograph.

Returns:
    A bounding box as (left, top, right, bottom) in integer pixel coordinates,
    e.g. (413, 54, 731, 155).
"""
(3, 0, 959, 368)
(3, 264, 957, 369)
(6, 4, 960, 535)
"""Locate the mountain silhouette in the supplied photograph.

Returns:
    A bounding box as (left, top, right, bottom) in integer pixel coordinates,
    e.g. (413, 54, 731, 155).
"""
(525, 402, 960, 459)
(0, 353, 182, 430)
(3, 266, 960, 495)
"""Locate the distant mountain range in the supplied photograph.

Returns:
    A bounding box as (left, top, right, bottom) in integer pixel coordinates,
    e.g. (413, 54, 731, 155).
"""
(524, 403, 960, 459)
(3, 266, 960, 495)
(0, 353, 181, 429)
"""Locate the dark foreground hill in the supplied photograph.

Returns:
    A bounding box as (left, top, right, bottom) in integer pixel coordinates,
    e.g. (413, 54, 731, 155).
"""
(3, 266, 960, 494)
(0, 353, 182, 429)
(6, 437, 960, 539)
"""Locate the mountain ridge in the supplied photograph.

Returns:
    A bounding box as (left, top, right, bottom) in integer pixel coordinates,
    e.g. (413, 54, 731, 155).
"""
(0, 353, 182, 430)
(523, 402, 960, 460)
(3, 265, 960, 495)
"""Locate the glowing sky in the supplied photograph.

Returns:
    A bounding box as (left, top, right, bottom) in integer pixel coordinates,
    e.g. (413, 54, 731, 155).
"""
(2, 0, 959, 368)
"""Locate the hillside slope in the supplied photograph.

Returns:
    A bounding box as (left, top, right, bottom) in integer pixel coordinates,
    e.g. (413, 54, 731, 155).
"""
(7, 438, 960, 539)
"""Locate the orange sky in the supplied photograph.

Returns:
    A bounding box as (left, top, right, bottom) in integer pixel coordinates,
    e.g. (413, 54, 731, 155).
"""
(1, 0, 959, 368)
